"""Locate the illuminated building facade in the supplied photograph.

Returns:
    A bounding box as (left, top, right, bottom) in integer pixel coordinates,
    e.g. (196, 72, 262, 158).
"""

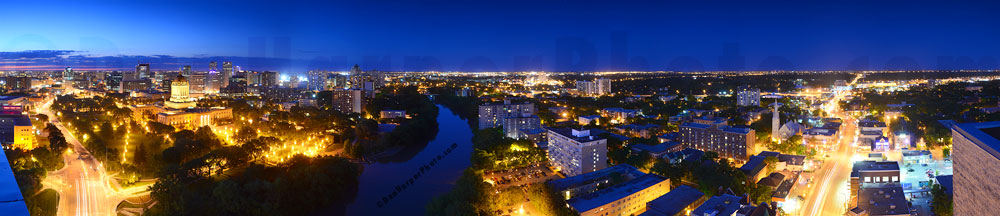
(546, 128, 607, 177)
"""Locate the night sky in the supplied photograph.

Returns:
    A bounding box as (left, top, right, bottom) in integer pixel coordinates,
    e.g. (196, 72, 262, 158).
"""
(2, 0, 999, 73)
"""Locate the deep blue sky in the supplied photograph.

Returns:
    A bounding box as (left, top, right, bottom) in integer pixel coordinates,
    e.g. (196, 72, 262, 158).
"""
(2, 0, 1000, 73)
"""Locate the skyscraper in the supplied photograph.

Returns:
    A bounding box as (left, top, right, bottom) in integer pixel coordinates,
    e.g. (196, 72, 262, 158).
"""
(136, 62, 151, 79)
(222, 61, 233, 88)
(63, 67, 73, 81)
(181, 65, 191, 76)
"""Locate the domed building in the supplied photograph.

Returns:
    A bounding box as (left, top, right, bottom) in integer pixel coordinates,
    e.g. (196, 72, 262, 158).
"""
(130, 73, 233, 130)
(165, 74, 197, 109)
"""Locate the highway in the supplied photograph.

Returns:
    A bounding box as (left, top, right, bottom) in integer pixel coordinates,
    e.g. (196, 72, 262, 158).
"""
(799, 74, 862, 216)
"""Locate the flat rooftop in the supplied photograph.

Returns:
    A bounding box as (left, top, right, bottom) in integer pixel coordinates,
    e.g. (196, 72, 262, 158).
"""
(643, 185, 704, 216)
(851, 161, 900, 178)
(0, 147, 30, 215)
(691, 194, 743, 216)
(951, 121, 1000, 160)
(566, 174, 668, 213)
(857, 185, 909, 216)
(548, 164, 645, 192)
(546, 127, 605, 142)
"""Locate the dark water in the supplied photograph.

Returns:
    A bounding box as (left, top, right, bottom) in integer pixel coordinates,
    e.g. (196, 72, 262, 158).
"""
(343, 105, 474, 215)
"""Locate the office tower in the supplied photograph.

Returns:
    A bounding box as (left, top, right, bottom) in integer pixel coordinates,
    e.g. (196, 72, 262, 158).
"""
(260, 71, 278, 87)
(478, 100, 535, 129)
(187, 73, 205, 93)
(63, 67, 73, 81)
(120, 79, 152, 93)
(951, 121, 1000, 215)
(209, 61, 218, 72)
(678, 122, 756, 162)
(546, 127, 608, 177)
(105, 72, 123, 92)
(136, 63, 151, 79)
(181, 65, 191, 76)
(736, 86, 761, 106)
(222, 61, 233, 88)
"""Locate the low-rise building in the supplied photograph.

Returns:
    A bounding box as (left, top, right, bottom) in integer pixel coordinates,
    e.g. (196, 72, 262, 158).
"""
(641, 185, 705, 216)
(849, 161, 901, 199)
(600, 108, 639, 124)
(548, 164, 669, 216)
(379, 110, 406, 119)
(690, 194, 745, 216)
(578, 115, 601, 126)
(0, 106, 32, 149)
(156, 107, 233, 130)
(854, 185, 910, 216)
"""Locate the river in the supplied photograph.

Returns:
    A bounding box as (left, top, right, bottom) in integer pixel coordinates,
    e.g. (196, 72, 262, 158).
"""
(341, 105, 475, 215)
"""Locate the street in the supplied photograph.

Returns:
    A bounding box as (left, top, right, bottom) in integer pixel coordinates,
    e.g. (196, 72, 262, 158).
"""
(799, 74, 862, 216)
(37, 95, 135, 216)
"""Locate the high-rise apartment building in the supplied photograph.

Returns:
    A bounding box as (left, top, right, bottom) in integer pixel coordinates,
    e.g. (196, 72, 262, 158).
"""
(678, 122, 756, 162)
(576, 78, 612, 96)
(478, 100, 535, 129)
(331, 88, 364, 113)
(546, 127, 608, 177)
(502, 115, 541, 139)
(951, 121, 1000, 215)
(736, 86, 761, 106)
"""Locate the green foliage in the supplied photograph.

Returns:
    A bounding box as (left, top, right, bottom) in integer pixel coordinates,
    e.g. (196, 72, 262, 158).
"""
(148, 156, 361, 216)
(425, 168, 491, 216)
(25, 188, 59, 216)
(931, 183, 953, 216)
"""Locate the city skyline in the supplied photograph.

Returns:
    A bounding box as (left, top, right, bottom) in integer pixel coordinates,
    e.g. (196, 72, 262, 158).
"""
(3, 1, 1000, 73)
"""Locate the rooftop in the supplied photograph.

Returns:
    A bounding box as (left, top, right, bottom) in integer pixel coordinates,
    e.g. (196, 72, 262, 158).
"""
(851, 161, 900, 178)
(691, 194, 743, 216)
(566, 174, 668, 213)
(643, 185, 704, 216)
(951, 121, 1000, 160)
(936, 175, 953, 195)
(856, 185, 910, 216)
(631, 143, 671, 154)
(859, 120, 887, 128)
(546, 127, 606, 143)
(0, 146, 29, 215)
(548, 164, 645, 192)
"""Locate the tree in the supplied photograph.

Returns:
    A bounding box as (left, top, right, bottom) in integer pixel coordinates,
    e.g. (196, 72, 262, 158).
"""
(931, 183, 953, 216)
(764, 156, 779, 172)
(234, 126, 258, 144)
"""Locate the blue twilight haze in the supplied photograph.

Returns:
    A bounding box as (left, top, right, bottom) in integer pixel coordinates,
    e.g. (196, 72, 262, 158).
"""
(2, 0, 1000, 74)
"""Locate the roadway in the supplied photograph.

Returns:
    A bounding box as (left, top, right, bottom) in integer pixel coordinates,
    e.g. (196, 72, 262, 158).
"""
(37, 94, 139, 216)
(799, 74, 862, 216)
